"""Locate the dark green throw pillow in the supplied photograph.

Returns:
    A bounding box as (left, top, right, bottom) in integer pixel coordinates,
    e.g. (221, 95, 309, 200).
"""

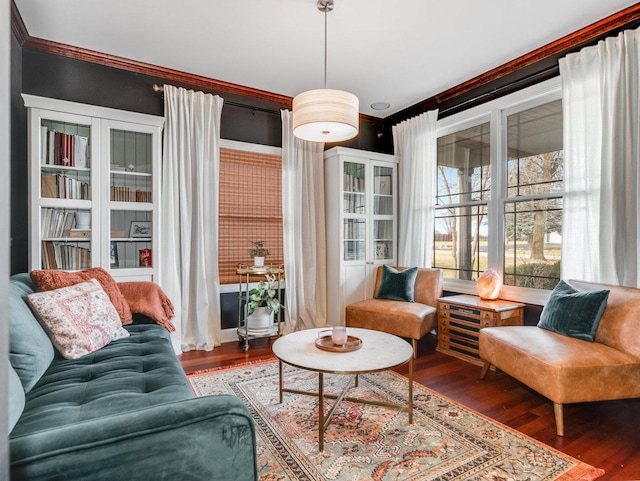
(537, 280, 609, 342)
(375, 265, 418, 302)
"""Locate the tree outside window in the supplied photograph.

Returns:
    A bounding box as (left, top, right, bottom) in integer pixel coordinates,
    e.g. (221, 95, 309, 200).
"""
(434, 122, 490, 280)
(504, 100, 563, 289)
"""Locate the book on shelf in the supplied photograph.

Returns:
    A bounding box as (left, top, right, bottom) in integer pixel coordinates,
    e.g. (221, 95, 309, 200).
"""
(41, 127, 89, 168)
(41, 174, 57, 198)
(110, 185, 151, 202)
(41, 241, 91, 270)
(48, 130, 54, 166)
(343, 220, 366, 240)
(41, 208, 77, 238)
(343, 172, 364, 193)
(73, 136, 89, 168)
(40, 126, 48, 164)
(41, 173, 90, 200)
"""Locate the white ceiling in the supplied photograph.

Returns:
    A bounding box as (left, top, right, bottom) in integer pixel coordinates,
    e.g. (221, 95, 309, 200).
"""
(14, 0, 638, 118)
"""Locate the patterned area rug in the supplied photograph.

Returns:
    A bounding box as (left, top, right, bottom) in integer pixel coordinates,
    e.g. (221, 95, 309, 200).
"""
(188, 359, 603, 481)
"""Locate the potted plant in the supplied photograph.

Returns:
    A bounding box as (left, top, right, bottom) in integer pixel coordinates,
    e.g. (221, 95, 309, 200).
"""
(249, 240, 270, 267)
(245, 274, 283, 330)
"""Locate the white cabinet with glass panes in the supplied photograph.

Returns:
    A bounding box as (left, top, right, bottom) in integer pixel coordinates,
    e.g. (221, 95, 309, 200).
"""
(24, 95, 163, 282)
(324, 147, 397, 326)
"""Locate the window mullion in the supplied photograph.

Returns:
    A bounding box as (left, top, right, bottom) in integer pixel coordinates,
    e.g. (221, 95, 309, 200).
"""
(487, 108, 504, 275)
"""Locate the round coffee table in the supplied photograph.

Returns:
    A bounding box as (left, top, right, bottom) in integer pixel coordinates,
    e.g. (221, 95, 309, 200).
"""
(272, 327, 414, 451)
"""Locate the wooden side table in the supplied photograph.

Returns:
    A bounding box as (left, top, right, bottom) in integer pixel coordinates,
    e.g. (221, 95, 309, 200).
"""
(436, 294, 524, 366)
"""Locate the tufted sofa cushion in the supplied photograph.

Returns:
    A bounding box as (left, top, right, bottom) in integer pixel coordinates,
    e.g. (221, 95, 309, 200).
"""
(11, 324, 194, 437)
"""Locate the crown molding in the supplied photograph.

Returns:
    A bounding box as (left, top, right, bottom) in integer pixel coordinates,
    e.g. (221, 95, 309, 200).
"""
(22, 35, 294, 109)
(14, 24, 383, 124)
(10, 0, 292, 109)
(11, 9, 384, 125)
(10, 0, 28, 46)
(13, 1, 639, 124)
(387, 2, 640, 125)
(434, 3, 640, 105)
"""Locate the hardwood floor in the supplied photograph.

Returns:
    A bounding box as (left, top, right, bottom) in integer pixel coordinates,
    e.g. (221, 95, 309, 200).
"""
(179, 333, 640, 480)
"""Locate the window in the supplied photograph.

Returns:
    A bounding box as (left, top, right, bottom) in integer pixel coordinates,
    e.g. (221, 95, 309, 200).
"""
(218, 142, 283, 284)
(434, 78, 563, 301)
(435, 122, 490, 280)
(504, 100, 563, 289)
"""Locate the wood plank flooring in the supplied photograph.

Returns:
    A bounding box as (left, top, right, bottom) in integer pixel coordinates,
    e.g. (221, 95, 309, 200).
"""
(179, 333, 640, 480)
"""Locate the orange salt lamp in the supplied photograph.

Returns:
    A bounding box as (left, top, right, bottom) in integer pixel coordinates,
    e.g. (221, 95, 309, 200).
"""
(476, 268, 502, 300)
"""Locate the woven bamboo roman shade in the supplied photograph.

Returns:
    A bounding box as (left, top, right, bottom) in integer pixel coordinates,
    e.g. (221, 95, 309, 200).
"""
(218, 148, 284, 284)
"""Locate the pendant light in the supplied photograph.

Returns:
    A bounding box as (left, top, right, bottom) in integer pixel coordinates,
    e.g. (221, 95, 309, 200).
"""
(292, 0, 359, 142)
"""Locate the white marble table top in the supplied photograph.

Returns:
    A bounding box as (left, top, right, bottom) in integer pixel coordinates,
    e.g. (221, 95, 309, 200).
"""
(272, 327, 413, 374)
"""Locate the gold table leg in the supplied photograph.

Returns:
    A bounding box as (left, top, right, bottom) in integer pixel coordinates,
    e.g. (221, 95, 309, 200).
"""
(279, 361, 283, 403)
(318, 372, 324, 451)
(278, 357, 413, 452)
(408, 357, 413, 424)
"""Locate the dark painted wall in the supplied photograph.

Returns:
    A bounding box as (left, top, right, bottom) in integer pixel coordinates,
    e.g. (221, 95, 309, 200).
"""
(11, 42, 387, 275)
(11, 34, 27, 275)
(20, 48, 284, 145)
(20, 48, 388, 150)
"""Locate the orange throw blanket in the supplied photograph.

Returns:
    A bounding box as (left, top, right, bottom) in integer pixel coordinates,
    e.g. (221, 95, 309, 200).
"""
(118, 282, 176, 332)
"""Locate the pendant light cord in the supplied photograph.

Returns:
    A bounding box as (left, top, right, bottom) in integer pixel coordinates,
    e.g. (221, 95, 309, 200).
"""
(324, 4, 328, 89)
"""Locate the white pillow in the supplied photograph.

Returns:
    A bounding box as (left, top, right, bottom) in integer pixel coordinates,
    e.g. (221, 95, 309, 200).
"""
(27, 278, 129, 359)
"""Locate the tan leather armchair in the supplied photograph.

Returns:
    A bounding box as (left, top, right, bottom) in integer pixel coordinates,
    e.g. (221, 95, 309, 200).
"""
(479, 279, 640, 436)
(345, 266, 443, 358)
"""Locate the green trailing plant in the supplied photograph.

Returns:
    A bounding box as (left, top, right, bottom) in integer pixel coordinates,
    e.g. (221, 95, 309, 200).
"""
(246, 274, 283, 315)
(248, 240, 270, 258)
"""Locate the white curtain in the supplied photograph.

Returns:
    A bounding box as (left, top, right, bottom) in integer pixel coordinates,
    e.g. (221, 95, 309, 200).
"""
(560, 27, 640, 286)
(392, 110, 439, 267)
(161, 85, 224, 351)
(281, 110, 327, 331)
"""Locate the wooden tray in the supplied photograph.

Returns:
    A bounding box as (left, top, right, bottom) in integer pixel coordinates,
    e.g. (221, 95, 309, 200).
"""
(315, 333, 362, 352)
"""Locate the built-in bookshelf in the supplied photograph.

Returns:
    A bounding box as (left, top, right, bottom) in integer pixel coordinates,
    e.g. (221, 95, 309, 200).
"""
(25, 95, 163, 282)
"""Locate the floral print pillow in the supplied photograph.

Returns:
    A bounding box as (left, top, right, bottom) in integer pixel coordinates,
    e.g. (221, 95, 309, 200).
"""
(27, 278, 129, 359)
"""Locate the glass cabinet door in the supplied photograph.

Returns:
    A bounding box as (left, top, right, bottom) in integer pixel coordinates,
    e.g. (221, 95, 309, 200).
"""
(343, 218, 366, 261)
(35, 114, 95, 270)
(105, 124, 155, 272)
(372, 165, 394, 261)
(39, 119, 92, 200)
(343, 161, 367, 261)
(40, 206, 92, 269)
(26, 95, 163, 278)
(343, 161, 366, 215)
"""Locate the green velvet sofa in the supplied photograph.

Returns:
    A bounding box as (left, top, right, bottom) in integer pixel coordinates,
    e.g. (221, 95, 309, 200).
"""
(8, 273, 258, 481)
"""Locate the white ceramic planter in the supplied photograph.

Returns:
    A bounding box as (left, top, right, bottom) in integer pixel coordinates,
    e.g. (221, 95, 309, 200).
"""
(246, 306, 273, 330)
(253, 256, 265, 267)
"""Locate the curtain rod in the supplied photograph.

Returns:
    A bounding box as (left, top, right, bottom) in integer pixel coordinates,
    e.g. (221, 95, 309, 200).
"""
(152, 84, 281, 115)
(438, 65, 560, 116)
